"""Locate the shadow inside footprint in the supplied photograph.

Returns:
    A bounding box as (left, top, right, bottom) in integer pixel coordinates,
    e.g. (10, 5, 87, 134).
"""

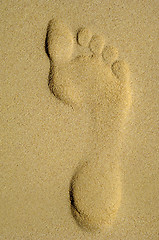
(45, 25, 50, 58)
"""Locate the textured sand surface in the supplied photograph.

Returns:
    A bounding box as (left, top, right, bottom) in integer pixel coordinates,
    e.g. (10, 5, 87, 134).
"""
(0, 0, 159, 239)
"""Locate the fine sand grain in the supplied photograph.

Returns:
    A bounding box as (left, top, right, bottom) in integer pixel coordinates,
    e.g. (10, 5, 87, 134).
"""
(0, 0, 159, 239)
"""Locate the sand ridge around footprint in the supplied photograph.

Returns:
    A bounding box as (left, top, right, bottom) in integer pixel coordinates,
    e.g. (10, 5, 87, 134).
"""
(46, 19, 132, 231)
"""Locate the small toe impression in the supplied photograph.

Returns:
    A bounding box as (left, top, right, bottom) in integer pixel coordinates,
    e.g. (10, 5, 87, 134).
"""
(89, 35, 104, 55)
(112, 60, 130, 80)
(77, 28, 92, 47)
(47, 19, 74, 63)
(102, 46, 118, 65)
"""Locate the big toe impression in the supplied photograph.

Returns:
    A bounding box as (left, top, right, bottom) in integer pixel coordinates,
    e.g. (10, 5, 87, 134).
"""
(47, 19, 74, 63)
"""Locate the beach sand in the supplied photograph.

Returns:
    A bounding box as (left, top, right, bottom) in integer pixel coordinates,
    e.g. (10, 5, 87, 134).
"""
(0, 0, 159, 239)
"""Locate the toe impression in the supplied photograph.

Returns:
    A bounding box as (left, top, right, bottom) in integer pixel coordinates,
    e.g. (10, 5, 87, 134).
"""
(102, 46, 118, 65)
(89, 35, 104, 55)
(111, 60, 130, 80)
(77, 28, 92, 47)
(47, 19, 74, 63)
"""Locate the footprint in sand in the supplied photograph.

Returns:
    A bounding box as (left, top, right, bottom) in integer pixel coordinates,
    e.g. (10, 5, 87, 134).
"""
(46, 19, 132, 231)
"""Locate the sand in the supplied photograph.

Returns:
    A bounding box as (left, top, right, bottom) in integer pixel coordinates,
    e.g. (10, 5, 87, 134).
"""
(0, 0, 159, 239)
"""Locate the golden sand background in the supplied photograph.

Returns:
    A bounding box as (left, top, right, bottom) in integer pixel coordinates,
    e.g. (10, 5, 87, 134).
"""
(0, 0, 159, 239)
